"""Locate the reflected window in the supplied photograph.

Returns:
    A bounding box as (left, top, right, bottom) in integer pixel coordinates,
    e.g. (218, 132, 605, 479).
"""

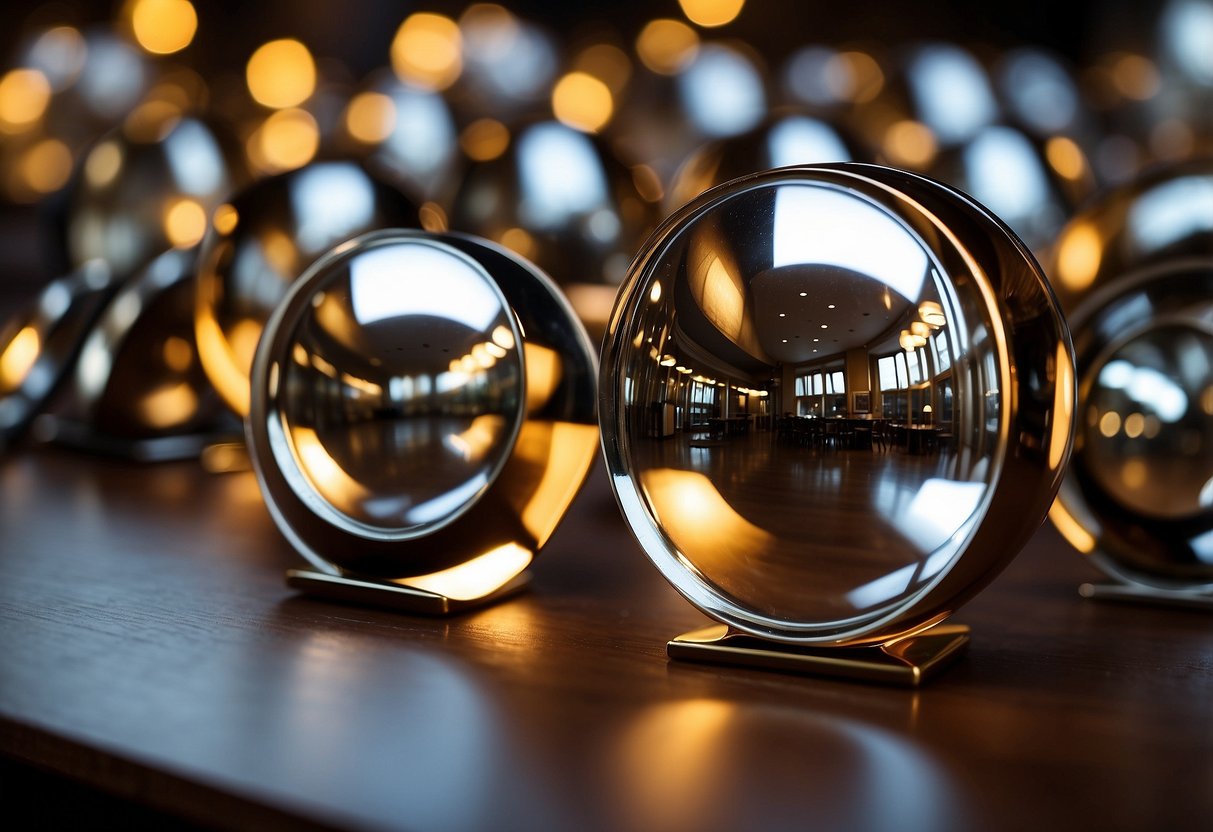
(931, 329, 951, 372)
(878, 355, 898, 391)
(907, 349, 924, 385)
(772, 185, 928, 302)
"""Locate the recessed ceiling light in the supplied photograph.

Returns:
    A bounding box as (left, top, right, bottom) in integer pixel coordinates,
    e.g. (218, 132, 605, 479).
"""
(813, 349, 818, 353)
(813, 338, 819, 342)
(782, 339, 788, 343)
(820, 324, 828, 329)
(778, 313, 786, 317)
(827, 304, 835, 309)
(799, 292, 807, 297)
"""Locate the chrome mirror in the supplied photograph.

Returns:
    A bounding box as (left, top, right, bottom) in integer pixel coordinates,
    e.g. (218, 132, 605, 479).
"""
(247, 230, 599, 613)
(600, 163, 1075, 684)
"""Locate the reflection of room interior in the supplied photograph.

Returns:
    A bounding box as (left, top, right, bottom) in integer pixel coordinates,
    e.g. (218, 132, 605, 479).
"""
(623, 185, 1000, 467)
(617, 183, 1008, 622)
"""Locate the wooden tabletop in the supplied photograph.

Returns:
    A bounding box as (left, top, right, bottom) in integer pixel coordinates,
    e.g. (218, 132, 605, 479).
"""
(1, 444, 1211, 831)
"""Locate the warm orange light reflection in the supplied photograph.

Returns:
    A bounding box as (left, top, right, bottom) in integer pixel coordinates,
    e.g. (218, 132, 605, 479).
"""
(212, 203, 238, 235)
(84, 141, 124, 189)
(128, 0, 198, 55)
(491, 325, 516, 350)
(251, 108, 319, 173)
(614, 699, 735, 830)
(515, 422, 599, 544)
(20, 139, 72, 194)
(289, 426, 372, 517)
(161, 336, 193, 372)
(164, 198, 207, 247)
(641, 468, 772, 561)
(1049, 499, 1095, 554)
(552, 72, 614, 133)
(402, 542, 532, 600)
(391, 12, 462, 91)
(447, 415, 507, 464)
(884, 120, 937, 168)
(499, 227, 536, 259)
(678, 0, 746, 28)
(1045, 136, 1086, 181)
(1055, 220, 1102, 292)
(0, 325, 40, 392)
(419, 201, 448, 232)
(636, 19, 700, 75)
(460, 118, 510, 161)
(246, 39, 316, 109)
(345, 91, 396, 144)
(1111, 53, 1160, 100)
(523, 343, 563, 414)
(1049, 340, 1074, 472)
(0, 69, 51, 132)
(196, 311, 261, 415)
(136, 380, 199, 428)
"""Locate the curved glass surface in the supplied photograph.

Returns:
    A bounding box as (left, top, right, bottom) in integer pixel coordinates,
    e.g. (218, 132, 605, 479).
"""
(1055, 260, 1213, 588)
(1083, 324, 1213, 522)
(605, 173, 1005, 633)
(269, 238, 523, 537)
(1047, 159, 1213, 589)
(195, 161, 419, 416)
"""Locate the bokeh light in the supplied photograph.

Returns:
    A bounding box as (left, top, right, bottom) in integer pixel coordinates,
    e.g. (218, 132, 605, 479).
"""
(636, 19, 700, 75)
(345, 91, 396, 144)
(552, 72, 614, 133)
(127, 0, 198, 56)
(0, 69, 51, 133)
(678, 0, 746, 28)
(246, 39, 316, 108)
(248, 107, 319, 173)
(391, 12, 462, 90)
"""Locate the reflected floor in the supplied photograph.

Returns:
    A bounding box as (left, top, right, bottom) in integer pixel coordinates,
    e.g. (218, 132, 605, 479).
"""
(626, 428, 986, 624)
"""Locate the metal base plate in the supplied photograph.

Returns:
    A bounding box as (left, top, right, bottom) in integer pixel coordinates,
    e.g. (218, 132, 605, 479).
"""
(1079, 581, 1213, 611)
(285, 568, 532, 615)
(668, 623, 970, 687)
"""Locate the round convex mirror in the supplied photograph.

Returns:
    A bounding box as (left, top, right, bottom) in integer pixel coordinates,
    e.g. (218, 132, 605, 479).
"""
(1046, 159, 1213, 593)
(249, 230, 599, 593)
(601, 163, 1075, 646)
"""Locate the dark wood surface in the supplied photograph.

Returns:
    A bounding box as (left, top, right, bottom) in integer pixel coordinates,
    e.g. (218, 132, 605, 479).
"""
(2, 444, 1212, 831)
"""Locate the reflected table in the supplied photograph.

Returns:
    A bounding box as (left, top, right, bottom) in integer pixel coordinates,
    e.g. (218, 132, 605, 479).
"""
(2, 447, 1212, 831)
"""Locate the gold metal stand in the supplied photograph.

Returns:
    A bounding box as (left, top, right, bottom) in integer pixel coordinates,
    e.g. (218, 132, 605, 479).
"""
(285, 568, 532, 615)
(668, 622, 970, 687)
(1079, 582, 1213, 611)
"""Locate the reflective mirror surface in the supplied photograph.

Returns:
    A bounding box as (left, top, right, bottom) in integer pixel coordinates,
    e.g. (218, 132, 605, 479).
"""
(0, 261, 111, 447)
(68, 116, 237, 276)
(1, 116, 237, 447)
(602, 163, 1073, 645)
(1048, 159, 1213, 590)
(274, 238, 522, 536)
(196, 161, 420, 416)
(249, 230, 599, 591)
(71, 247, 225, 440)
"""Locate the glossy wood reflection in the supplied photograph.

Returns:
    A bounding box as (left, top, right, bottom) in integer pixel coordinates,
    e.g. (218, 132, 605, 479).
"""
(1, 448, 1212, 831)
